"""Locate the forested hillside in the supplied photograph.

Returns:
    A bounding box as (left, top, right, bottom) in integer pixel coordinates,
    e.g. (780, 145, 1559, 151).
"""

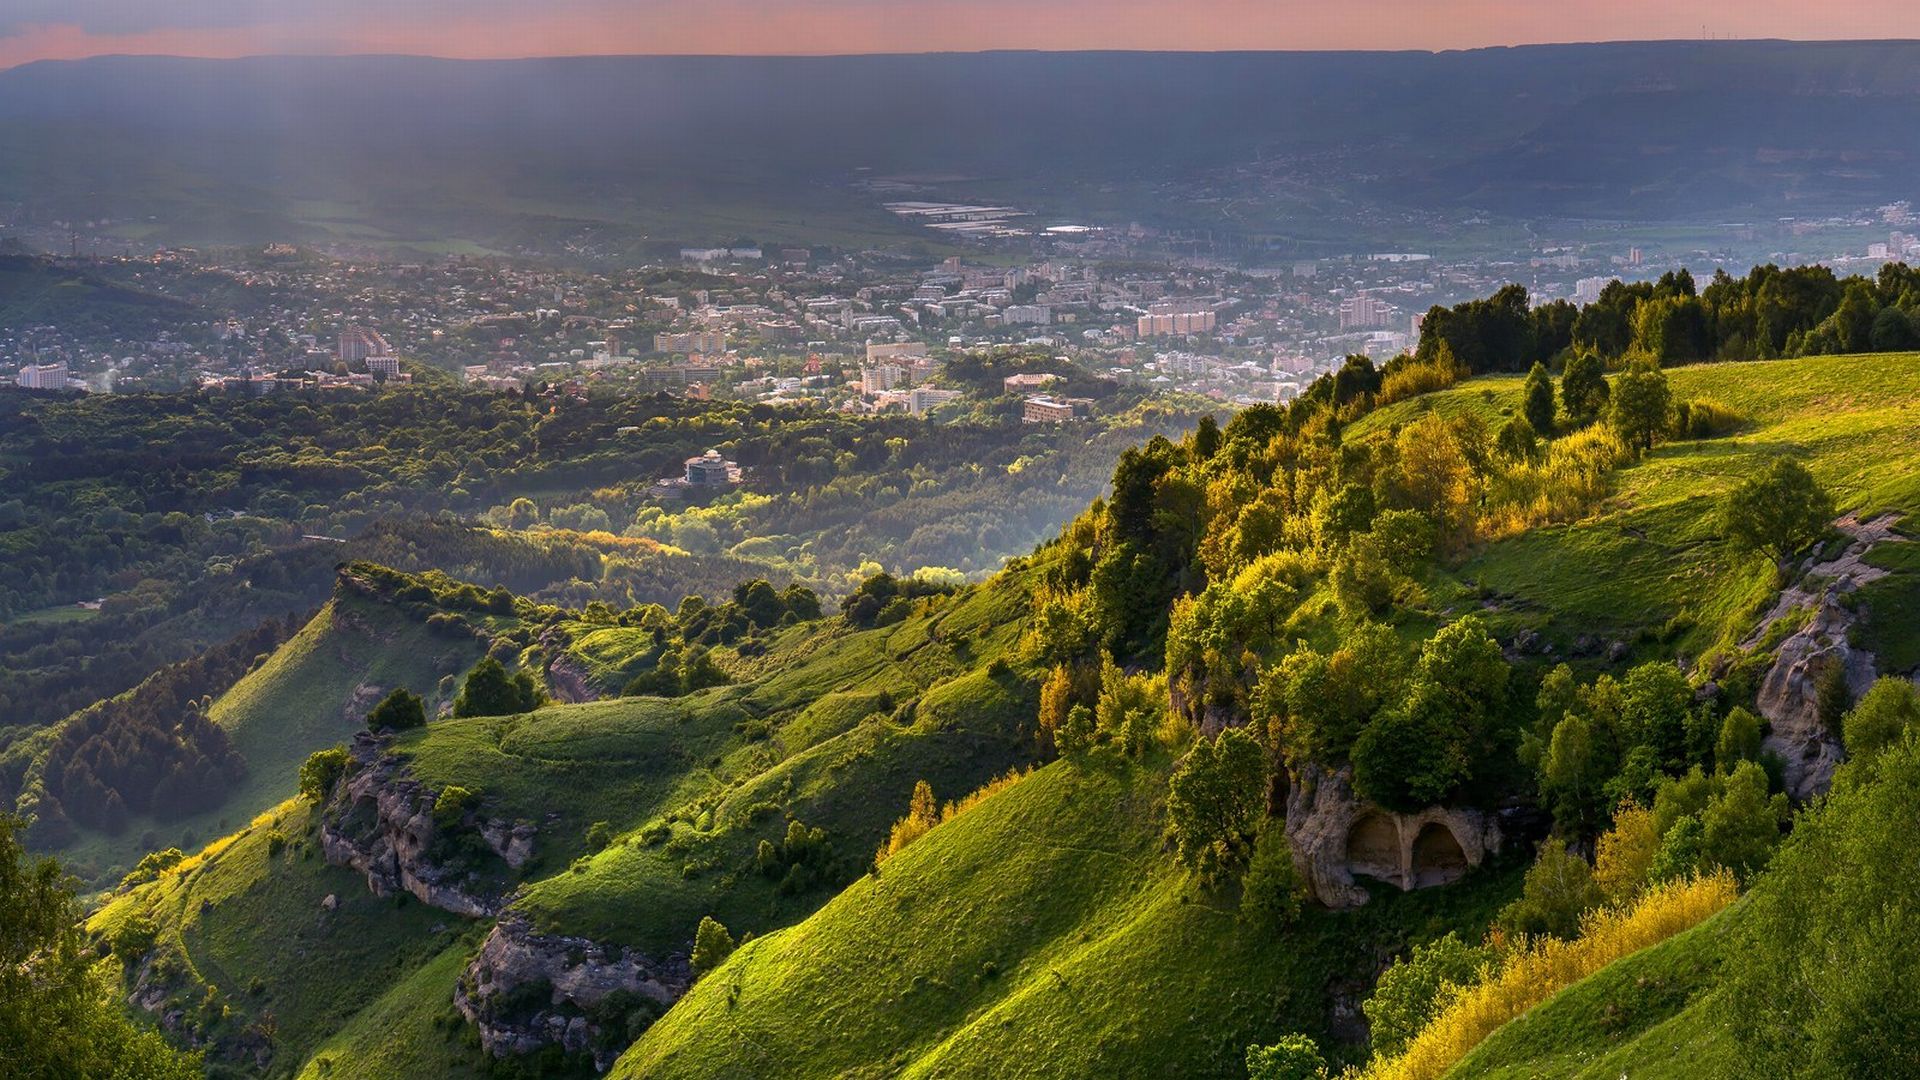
(1, 380, 1202, 876)
(10, 269, 1920, 1080)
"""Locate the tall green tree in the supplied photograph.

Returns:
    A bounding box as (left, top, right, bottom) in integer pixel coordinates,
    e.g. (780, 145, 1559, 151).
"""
(1166, 727, 1268, 878)
(1521, 361, 1557, 435)
(0, 816, 202, 1078)
(1559, 349, 1611, 428)
(1608, 357, 1671, 454)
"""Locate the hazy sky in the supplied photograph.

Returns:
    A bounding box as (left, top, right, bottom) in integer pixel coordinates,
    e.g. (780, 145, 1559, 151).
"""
(3, 0, 1919, 69)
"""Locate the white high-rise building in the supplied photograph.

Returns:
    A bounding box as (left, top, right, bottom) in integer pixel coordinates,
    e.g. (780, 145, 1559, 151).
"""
(15, 362, 68, 390)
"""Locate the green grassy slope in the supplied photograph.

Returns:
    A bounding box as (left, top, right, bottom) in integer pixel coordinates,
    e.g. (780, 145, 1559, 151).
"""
(293, 943, 490, 1080)
(615, 754, 1521, 1080)
(89, 799, 485, 1079)
(55, 592, 485, 886)
(81, 566, 1042, 1079)
(394, 575, 1038, 953)
(1354, 352, 1920, 666)
(1440, 912, 1739, 1080)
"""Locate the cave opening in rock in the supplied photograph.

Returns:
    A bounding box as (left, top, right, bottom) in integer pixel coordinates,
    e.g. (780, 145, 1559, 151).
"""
(1411, 822, 1468, 888)
(1346, 813, 1400, 887)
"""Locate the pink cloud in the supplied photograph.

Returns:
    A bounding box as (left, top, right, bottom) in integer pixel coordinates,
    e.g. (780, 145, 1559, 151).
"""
(4, 0, 1920, 68)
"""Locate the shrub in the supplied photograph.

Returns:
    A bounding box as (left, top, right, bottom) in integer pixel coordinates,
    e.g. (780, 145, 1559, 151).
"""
(431, 785, 479, 830)
(1239, 826, 1306, 930)
(875, 780, 938, 867)
(1363, 932, 1491, 1059)
(297, 747, 350, 803)
(1715, 706, 1764, 769)
(452, 657, 542, 718)
(690, 916, 735, 976)
(119, 848, 187, 889)
(1496, 838, 1603, 940)
(106, 912, 160, 962)
(1521, 362, 1555, 434)
(584, 821, 613, 853)
(1673, 397, 1743, 438)
(1592, 803, 1662, 903)
(1378, 359, 1461, 405)
(365, 687, 426, 731)
(1246, 1034, 1328, 1080)
(1842, 677, 1920, 760)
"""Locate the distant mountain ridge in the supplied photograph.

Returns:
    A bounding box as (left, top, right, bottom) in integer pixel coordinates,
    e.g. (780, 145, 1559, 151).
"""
(2, 43, 1919, 250)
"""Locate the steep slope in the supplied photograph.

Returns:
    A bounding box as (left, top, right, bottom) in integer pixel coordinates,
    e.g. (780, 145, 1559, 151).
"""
(87, 562, 1046, 1076)
(1352, 352, 1920, 664)
(1436, 913, 1738, 1080)
(82, 350, 1920, 1080)
(616, 753, 1519, 1079)
(49, 576, 486, 886)
(88, 798, 490, 1079)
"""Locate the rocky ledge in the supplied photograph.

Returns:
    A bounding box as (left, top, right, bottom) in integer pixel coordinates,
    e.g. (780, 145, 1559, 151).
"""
(455, 915, 691, 1070)
(1745, 512, 1909, 801)
(319, 733, 534, 918)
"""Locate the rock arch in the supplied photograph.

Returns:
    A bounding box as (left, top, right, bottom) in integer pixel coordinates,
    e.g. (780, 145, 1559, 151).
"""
(1286, 765, 1505, 910)
(1410, 822, 1468, 888)
(1346, 812, 1401, 886)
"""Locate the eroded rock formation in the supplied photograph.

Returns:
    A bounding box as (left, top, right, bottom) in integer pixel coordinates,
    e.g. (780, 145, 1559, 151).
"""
(1285, 763, 1501, 910)
(455, 915, 691, 1070)
(1745, 513, 1908, 801)
(318, 733, 533, 918)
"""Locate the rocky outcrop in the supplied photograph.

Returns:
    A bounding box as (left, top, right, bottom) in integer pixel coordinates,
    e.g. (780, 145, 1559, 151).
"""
(456, 915, 691, 1070)
(545, 651, 599, 705)
(1285, 764, 1502, 910)
(319, 733, 534, 918)
(1745, 513, 1907, 801)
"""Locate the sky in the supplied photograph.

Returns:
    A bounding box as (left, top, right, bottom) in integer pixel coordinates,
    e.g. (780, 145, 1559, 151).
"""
(3, 0, 1919, 69)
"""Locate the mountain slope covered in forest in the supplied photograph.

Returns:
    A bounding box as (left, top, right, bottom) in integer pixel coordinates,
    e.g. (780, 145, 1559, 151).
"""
(73, 342, 1920, 1080)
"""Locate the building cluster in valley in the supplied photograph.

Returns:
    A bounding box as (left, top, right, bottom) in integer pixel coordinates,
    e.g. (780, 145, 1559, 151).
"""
(11, 196, 1920, 416)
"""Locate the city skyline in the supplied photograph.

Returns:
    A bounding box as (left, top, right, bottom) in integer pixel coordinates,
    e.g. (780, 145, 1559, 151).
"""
(4, 0, 1920, 70)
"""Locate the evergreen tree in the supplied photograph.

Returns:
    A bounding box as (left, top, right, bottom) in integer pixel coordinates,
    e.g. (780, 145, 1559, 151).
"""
(1521, 361, 1557, 435)
(690, 915, 736, 976)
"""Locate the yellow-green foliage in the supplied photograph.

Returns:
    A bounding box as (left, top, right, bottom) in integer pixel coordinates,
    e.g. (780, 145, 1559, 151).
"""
(1480, 425, 1631, 540)
(875, 766, 1033, 865)
(1362, 871, 1738, 1080)
(1379, 358, 1464, 405)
